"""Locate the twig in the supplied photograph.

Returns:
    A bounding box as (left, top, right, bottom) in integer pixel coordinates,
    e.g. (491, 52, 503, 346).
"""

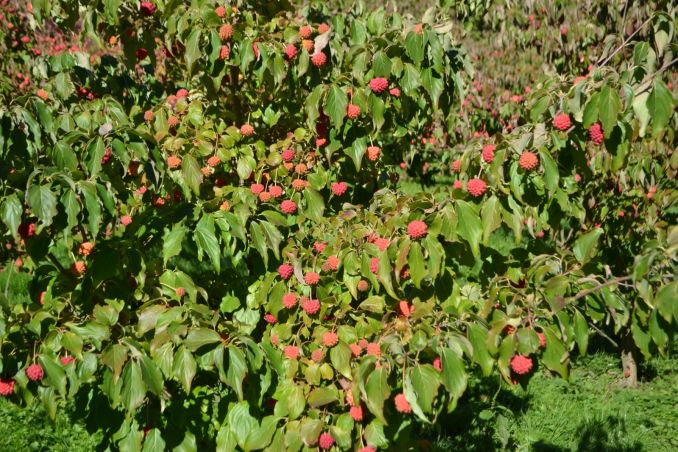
(597, 16, 653, 68)
(570, 275, 632, 302)
(589, 323, 619, 348)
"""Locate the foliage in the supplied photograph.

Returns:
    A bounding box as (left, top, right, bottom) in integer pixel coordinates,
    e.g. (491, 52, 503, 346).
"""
(0, 0, 676, 450)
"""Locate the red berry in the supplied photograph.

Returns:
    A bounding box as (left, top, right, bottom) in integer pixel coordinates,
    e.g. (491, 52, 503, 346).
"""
(332, 181, 348, 196)
(325, 255, 340, 271)
(322, 332, 339, 347)
(394, 393, 412, 413)
(357, 280, 369, 292)
(349, 405, 364, 421)
(121, 215, 133, 226)
(347, 103, 361, 119)
(407, 220, 427, 239)
(553, 113, 571, 131)
(510, 355, 533, 375)
(538, 332, 546, 349)
(370, 257, 379, 274)
(278, 264, 294, 280)
(219, 45, 230, 60)
(311, 349, 324, 362)
(482, 144, 495, 163)
(311, 52, 327, 67)
(374, 237, 390, 252)
(264, 313, 277, 324)
(60, 356, 75, 365)
(453, 180, 463, 190)
(389, 87, 401, 97)
(140, 1, 156, 16)
(369, 77, 389, 93)
(269, 185, 283, 198)
(318, 432, 335, 450)
(467, 178, 487, 197)
(215, 6, 226, 17)
(398, 300, 414, 317)
(284, 345, 300, 359)
(589, 122, 604, 145)
(299, 26, 312, 39)
(451, 159, 462, 173)
(366, 342, 381, 357)
(304, 271, 320, 285)
(219, 23, 233, 41)
(519, 151, 539, 171)
(367, 146, 381, 161)
(433, 357, 442, 372)
(302, 298, 321, 315)
(167, 155, 182, 169)
(282, 292, 297, 309)
(175, 287, 186, 297)
(240, 124, 254, 136)
(350, 343, 362, 356)
(317, 23, 330, 34)
(0, 379, 15, 396)
(281, 200, 297, 214)
(282, 149, 295, 162)
(26, 364, 44, 381)
(250, 183, 265, 195)
(284, 44, 297, 60)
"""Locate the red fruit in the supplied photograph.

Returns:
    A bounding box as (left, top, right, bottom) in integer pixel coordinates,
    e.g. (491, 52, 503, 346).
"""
(350, 343, 362, 356)
(299, 26, 312, 39)
(39, 291, 46, 305)
(26, 363, 44, 381)
(284, 44, 297, 60)
(19, 222, 36, 239)
(313, 242, 327, 253)
(331, 181, 347, 196)
(302, 39, 314, 52)
(60, 356, 75, 365)
(176, 89, 188, 98)
(358, 448, 376, 452)
(553, 113, 571, 131)
(347, 103, 361, 119)
(451, 159, 462, 173)
(398, 300, 414, 317)
(282, 292, 297, 309)
(317, 23, 330, 34)
(282, 149, 295, 162)
(325, 255, 340, 271)
(264, 313, 277, 324)
(394, 393, 412, 413)
(136, 48, 148, 60)
(281, 200, 297, 214)
(510, 355, 533, 375)
(433, 357, 442, 372)
(0, 379, 15, 396)
(519, 151, 539, 171)
(215, 6, 226, 17)
(358, 339, 369, 349)
(219, 45, 230, 60)
(370, 257, 379, 274)
(219, 23, 233, 41)
(250, 183, 265, 195)
(139, 1, 156, 16)
(560, 25, 568, 36)
(367, 146, 381, 161)
(453, 180, 463, 190)
(167, 155, 182, 169)
(121, 215, 133, 226)
(36, 89, 49, 100)
(349, 405, 364, 421)
(322, 332, 339, 347)
(366, 342, 381, 357)
(175, 287, 186, 297)
(370, 77, 389, 93)
(467, 178, 487, 197)
(482, 144, 496, 163)
(389, 87, 401, 97)
(302, 298, 321, 315)
(304, 271, 320, 285)
(407, 220, 427, 239)
(292, 179, 307, 191)
(538, 332, 546, 349)
(589, 122, 604, 145)
(311, 52, 327, 67)
(575, 174, 582, 183)
(240, 124, 254, 136)
(357, 280, 369, 292)
(14, 258, 23, 269)
(311, 349, 324, 362)
(284, 345, 300, 359)
(319, 432, 335, 450)
(168, 116, 180, 128)
(374, 237, 390, 252)
(278, 264, 294, 280)
(71, 261, 87, 275)
(79, 242, 94, 256)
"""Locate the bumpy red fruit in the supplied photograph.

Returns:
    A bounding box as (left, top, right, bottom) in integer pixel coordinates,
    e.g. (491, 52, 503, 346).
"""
(282, 149, 295, 161)
(218, 23, 233, 41)
(510, 355, 533, 375)
(304, 271, 320, 285)
(240, 123, 254, 136)
(26, 364, 44, 381)
(349, 405, 364, 421)
(79, 241, 94, 256)
(331, 181, 347, 196)
(215, 6, 226, 17)
(366, 342, 381, 357)
(311, 349, 324, 362)
(302, 298, 320, 315)
(347, 103, 361, 119)
(433, 357, 442, 372)
(121, 215, 133, 226)
(589, 122, 604, 144)
(284, 44, 297, 60)
(553, 113, 571, 131)
(250, 183, 265, 195)
(278, 264, 293, 280)
(407, 220, 427, 239)
(358, 448, 376, 452)
(367, 146, 381, 161)
(264, 313, 276, 324)
(398, 300, 414, 317)
(519, 151, 539, 171)
(389, 87, 401, 97)
(219, 45, 230, 60)
(60, 356, 75, 365)
(299, 26, 312, 39)
(325, 255, 340, 271)
(140, 1, 156, 16)
(350, 343, 362, 356)
(375, 237, 390, 251)
(0, 379, 15, 396)
(538, 332, 546, 349)
(322, 332, 339, 347)
(317, 23, 330, 34)
(451, 159, 462, 173)
(318, 432, 335, 450)
(370, 257, 379, 274)
(357, 280, 369, 292)
(467, 178, 487, 197)
(370, 77, 389, 93)
(167, 155, 182, 169)
(394, 393, 412, 413)
(281, 200, 297, 214)
(284, 345, 300, 359)
(482, 144, 496, 163)
(282, 292, 297, 309)
(269, 185, 283, 198)
(311, 52, 327, 67)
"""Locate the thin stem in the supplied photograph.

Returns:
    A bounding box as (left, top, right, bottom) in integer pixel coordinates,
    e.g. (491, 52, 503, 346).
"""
(569, 275, 632, 302)
(597, 16, 653, 68)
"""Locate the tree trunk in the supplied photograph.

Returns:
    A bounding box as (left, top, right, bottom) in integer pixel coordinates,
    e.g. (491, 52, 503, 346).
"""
(620, 334, 638, 387)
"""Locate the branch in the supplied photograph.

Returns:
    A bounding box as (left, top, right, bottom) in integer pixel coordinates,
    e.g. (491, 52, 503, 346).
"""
(570, 275, 633, 302)
(597, 17, 653, 68)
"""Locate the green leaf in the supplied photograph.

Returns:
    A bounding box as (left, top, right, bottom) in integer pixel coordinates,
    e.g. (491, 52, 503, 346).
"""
(364, 367, 390, 424)
(539, 150, 559, 193)
(410, 365, 441, 413)
(480, 195, 501, 245)
(542, 328, 569, 378)
(456, 201, 482, 259)
(39, 355, 67, 396)
(358, 296, 384, 313)
(656, 281, 677, 322)
(372, 51, 392, 77)
(573, 310, 589, 355)
(139, 355, 163, 396)
(0, 194, 22, 237)
(163, 224, 187, 265)
(226, 346, 248, 401)
(27, 184, 57, 227)
(307, 387, 337, 408)
(440, 348, 467, 402)
(185, 29, 201, 74)
(194, 213, 221, 272)
(647, 80, 674, 136)
(185, 328, 222, 351)
(582, 92, 599, 128)
(142, 429, 166, 452)
(405, 33, 424, 66)
(302, 188, 325, 222)
(228, 402, 257, 450)
(408, 241, 427, 288)
(330, 342, 352, 379)
(182, 154, 204, 196)
(243, 416, 278, 451)
(345, 136, 367, 171)
(101, 344, 128, 381)
(468, 324, 494, 376)
(324, 85, 348, 127)
(121, 360, 146, 412)
(172, 346, 197, 393)
(598, 84, 620, 135)
(573, 228, 603, 264)
(52, 141, 79, 171)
